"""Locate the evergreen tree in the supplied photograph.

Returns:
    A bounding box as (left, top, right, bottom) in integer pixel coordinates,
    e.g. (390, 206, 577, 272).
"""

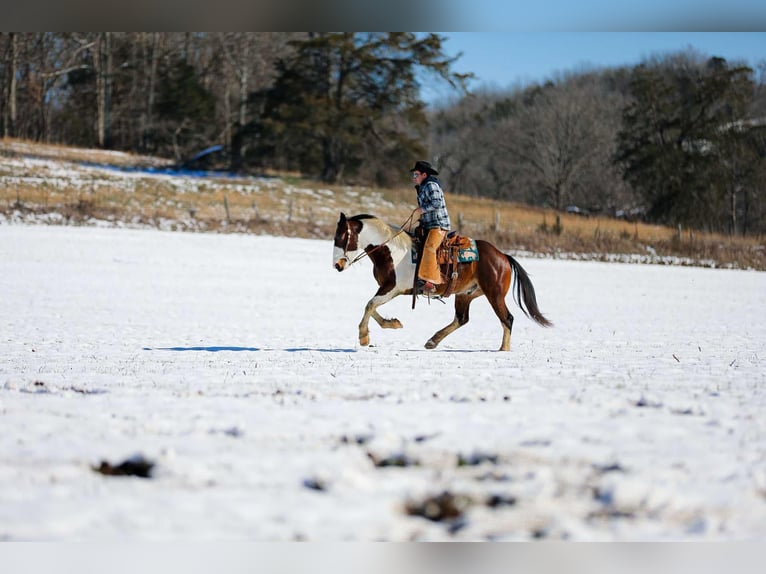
(616, 56, 755, 230)
(253, 32, 468, 184)
(155, 58, 217, 160)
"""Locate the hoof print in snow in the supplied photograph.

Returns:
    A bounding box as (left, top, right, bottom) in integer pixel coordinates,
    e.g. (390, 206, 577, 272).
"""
(302, 477, 327, 492)
(592, 462, 626, 474)
(457, 451, 498, 466)
(367, 451, 418, 468)
(413, 432, 440, 443)
(339, 433, 373, 446)
(219, 426, 244, 438)
(633, 396, 663, 408)
(405, 491, 471, 524)
(589, 487, 635, 520)
(475, 471, 513, 482)
(670, 407, 697, 416)
(485, 493, 517, 508)
(66, 386, 107, 395)
(93, 455, 154, 478)
(20, 381, 52, 394)
(520, 438, 551, 447)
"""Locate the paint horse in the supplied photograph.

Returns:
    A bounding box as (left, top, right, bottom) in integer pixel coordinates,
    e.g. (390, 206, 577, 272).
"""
(333, 213, 552, 351)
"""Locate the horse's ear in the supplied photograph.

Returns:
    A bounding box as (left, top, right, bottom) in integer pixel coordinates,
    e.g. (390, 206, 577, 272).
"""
(339, 212, 346, 223)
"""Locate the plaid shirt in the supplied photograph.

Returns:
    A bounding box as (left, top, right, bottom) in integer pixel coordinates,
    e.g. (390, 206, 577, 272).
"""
(415, 176, 451, 230)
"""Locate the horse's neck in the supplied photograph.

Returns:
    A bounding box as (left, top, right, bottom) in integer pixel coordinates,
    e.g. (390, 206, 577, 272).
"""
(361, 220, 393, 247)
(362, 220, 411, 258)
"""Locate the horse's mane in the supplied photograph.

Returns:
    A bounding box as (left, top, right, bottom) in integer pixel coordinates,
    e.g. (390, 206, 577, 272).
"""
(351, 213, 411, 249)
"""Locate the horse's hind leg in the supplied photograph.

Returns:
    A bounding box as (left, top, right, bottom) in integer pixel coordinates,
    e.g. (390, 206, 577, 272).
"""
(486, 291, 514, 351)
(425, 293, 477, 349)
(499, 310, 514, 351)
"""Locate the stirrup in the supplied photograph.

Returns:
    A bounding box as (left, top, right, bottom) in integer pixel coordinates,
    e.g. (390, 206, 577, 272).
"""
(417, 279, 437, 294)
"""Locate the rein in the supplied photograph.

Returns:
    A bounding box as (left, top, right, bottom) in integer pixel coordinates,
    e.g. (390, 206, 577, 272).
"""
(345, 209, 418, 267)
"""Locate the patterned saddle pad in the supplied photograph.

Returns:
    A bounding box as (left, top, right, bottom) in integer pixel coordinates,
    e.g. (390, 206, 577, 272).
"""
(411, 232, 479, 264)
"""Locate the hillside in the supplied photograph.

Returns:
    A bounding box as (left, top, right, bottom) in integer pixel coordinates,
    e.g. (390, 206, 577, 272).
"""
(1, 138, 764, 270)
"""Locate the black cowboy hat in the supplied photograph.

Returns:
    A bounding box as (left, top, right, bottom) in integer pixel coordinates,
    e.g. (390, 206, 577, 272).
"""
(411, 160, 438, 176)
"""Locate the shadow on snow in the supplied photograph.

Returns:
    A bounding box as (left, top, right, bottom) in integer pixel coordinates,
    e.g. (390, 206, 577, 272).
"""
(143, 346, 356, 353)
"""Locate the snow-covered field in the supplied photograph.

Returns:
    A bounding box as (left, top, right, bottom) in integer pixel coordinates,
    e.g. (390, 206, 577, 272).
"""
(1, 224, 764, 541)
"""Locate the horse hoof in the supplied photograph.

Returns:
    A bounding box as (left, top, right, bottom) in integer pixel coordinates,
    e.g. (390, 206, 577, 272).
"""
(360, 336, 370, 346)
(389, 319, 403, 330)
(425, 339, 437, 350)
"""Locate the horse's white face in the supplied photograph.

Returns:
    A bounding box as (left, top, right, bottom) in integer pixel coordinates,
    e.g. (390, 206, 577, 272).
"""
(333, 213, 396, 271)
(333, 245, 349, 271)
(332, 213, 362, 272)
(333, 213, 407, 272)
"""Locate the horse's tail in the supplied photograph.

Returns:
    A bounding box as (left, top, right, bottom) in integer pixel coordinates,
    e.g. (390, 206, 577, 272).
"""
(506, 254, 553, 328)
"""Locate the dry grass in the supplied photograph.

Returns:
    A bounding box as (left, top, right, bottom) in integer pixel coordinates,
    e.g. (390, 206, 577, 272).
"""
(2, 138, 764, 270)
(0, 137, 169, 167)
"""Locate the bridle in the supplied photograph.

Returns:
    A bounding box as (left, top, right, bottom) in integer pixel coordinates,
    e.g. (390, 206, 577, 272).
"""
(340, 209, 418, 269)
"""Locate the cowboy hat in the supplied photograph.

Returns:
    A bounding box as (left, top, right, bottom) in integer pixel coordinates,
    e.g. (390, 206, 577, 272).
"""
(411, 160, 438, 176)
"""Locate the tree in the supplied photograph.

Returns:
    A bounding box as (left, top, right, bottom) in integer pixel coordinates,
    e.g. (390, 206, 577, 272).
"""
(497, 78, 619, 211)
(430, 89, 516, 200)
(94, 32, 113, 148)
(139, 32, 160, 153)
(616, 53, 756, 230)
(717, 120, 764, 234)
(154, 57, 217, 161)
(214, 32, 296, 171)
(2, 32, 19, 138)
(254, 32, 469, 183)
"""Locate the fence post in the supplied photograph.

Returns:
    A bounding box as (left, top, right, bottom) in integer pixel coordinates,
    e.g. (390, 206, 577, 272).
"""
(554, 214, 562, 235)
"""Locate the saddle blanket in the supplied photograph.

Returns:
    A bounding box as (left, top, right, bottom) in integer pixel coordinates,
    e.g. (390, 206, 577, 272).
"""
(412, 233, 479, 264)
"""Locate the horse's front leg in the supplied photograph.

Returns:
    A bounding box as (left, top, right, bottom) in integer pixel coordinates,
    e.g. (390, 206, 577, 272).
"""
(372, 310, 403, 330)
(358, 292, 401, 346)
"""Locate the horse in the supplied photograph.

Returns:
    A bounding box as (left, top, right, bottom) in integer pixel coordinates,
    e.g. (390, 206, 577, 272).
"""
(332, 212, 552, 351)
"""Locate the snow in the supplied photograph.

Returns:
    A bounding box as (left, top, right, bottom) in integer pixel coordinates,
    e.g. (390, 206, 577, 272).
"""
(1, 224, 764, 541)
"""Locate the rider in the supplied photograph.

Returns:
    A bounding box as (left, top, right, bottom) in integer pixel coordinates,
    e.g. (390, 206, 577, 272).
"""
(411, 160, 450, 294)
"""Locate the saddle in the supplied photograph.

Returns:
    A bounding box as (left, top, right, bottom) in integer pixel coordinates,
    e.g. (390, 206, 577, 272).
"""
(436, 232, 479, 265)
(411, 229, 479, 267)
(411, 228, 479, 303)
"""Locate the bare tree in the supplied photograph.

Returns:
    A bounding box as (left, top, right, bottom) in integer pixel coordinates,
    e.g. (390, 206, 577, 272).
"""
(94, 32, 113, 148)
(498, 79, 609, 211)
(429, 90, 511, 198)
(3, 32, 18, 138)
(216, 33, 255, 169)
(214, 32, 296, 170)
(140, 32, 161, 152)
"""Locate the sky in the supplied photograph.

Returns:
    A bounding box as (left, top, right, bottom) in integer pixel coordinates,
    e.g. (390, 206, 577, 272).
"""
(424, 32, 766, 103)
(443, 1, 766, 32)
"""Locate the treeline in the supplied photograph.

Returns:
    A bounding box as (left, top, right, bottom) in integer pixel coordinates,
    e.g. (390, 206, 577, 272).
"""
(0, 32, 465, 186)
(434, 51, 766, 236)
(0, 32, 301, 160)
(2, 33, 765, 235)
